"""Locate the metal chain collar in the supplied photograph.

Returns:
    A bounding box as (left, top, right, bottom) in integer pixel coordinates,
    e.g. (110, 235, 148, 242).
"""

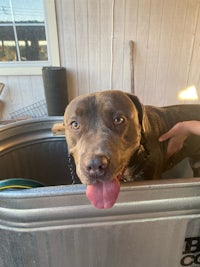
(67, 154, 80, 184)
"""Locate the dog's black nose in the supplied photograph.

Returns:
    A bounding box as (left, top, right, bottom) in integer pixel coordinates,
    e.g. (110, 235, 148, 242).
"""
(85, 155, 110, 178)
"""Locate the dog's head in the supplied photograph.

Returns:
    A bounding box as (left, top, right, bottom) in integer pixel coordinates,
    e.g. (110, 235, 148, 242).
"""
(64, 90, 144, 208)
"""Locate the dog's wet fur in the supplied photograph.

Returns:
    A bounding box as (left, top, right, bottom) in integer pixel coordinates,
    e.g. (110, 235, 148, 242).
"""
(64, 90, 200, 185)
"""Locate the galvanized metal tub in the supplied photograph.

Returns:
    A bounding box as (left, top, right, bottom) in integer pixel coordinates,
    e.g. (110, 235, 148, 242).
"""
(0, 118, 200, 267)
(1, 180, 200, 267)
(0, 117, 73, 185)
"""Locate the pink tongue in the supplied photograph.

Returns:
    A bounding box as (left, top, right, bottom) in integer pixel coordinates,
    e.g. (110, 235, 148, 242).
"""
(86, 178, 120, 209)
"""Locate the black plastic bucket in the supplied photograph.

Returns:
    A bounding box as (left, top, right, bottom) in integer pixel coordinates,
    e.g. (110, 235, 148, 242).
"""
(42, 67, 69, 116)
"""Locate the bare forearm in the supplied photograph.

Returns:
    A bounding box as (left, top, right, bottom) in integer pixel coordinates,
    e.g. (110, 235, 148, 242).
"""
(182, 121, 200, 136)
(159, 120, 200, 157)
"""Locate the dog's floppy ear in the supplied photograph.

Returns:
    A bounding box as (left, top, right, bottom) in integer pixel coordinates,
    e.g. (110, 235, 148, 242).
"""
(126, 93, 148, 153)
(126, 93, 143, 127)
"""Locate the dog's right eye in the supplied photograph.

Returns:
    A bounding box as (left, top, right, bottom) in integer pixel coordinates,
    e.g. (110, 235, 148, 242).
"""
(113, 116, 125, 126)
(71, 121, 80, 129)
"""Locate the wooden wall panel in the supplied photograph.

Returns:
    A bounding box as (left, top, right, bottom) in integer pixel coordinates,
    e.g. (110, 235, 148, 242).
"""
(123, 0, 139, 93)
(154, 0, 177, 105)
(98, 0, 113, 90)
(87, 0, 100, 91)
(165, 0, 191, 104)
(55, 0, 200, 105)
(111, 0, 126, 90)
(187, 2, 200, 89)
(134, 0, 152, 100)
(74, 0, 90, 95)
(0, 76, 44, 119)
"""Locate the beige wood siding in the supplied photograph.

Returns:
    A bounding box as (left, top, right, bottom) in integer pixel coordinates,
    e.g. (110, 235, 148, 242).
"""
(56, 0, 200, 105)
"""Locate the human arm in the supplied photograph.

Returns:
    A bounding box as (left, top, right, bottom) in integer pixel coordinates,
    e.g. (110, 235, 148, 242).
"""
(159, 121, 200, 157)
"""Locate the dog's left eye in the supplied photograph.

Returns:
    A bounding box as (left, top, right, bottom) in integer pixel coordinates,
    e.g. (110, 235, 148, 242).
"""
(71, 121, 80, 129)
(113, 116, 125, 125)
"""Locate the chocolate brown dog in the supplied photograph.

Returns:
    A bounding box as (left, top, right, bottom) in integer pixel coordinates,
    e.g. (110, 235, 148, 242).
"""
(64, 90, 200, 208)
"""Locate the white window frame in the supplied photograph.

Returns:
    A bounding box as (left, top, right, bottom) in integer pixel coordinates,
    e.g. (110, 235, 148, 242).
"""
(0, 0, 60, 76)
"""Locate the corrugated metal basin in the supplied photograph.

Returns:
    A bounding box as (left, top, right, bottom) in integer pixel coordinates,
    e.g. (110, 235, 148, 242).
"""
(0, 117, 73, 185)
(0, 118, 200, 267)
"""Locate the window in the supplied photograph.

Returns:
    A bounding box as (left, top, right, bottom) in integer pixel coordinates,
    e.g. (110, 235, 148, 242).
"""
(0, 0, 60, 75)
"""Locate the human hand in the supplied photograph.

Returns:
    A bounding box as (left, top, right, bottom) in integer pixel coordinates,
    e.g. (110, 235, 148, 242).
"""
(159, 122, 190, 158)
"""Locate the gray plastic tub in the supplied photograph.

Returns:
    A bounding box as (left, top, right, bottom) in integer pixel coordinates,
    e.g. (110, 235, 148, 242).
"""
(1, 118, 200, 267)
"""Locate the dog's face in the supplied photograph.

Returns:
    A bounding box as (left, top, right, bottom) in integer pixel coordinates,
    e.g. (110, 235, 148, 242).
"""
(64, 90, 143, 185)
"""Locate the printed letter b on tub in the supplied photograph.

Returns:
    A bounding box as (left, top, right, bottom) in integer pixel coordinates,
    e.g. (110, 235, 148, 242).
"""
(183, 237, 200, 254)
